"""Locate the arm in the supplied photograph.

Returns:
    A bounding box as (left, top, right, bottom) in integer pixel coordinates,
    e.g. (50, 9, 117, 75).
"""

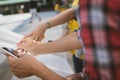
(36, 32, 81, 54)
(8, 53, 66, 80)
(23, 8, 75, 41)
(47, 8, 75, 28)
(33, 61, 66, 80)
(8, 53, 82, 80)
(17, 32, 82, 55)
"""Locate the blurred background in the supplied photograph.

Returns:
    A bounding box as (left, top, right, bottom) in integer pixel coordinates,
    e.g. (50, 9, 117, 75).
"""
(0, 0, 74, 80)
(0, 0, 73, 15)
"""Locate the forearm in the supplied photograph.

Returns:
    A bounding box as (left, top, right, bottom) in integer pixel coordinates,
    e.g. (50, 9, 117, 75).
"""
(35, 32, 82, 54)
(33, 62, 66, 80)
(48, 8, 75, 28)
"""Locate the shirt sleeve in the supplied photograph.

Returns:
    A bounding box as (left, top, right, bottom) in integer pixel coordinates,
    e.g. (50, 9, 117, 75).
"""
(72, 5, 79, 17)
(72, 5, 81, 27)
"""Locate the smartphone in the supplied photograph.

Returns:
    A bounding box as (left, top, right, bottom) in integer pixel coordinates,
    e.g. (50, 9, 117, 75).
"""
(0, 47, 18, 58)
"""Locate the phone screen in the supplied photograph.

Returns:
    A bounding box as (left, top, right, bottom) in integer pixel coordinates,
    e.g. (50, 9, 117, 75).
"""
(0, 47, 18, 58)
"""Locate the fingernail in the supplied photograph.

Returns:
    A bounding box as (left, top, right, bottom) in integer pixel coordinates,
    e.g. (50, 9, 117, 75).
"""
(18, 52, 24, 56)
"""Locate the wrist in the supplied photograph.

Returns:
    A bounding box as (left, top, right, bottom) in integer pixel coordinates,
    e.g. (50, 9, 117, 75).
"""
(33, 42, 48, 54)
(44, 20, 52, 29)
(38, 19, 52, 31)
(37, 21, 48, 31)
(32, 43, 41, 55)
(32, 60, 45, 76)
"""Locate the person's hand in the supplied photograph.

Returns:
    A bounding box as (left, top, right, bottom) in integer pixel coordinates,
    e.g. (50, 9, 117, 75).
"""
(23, 21, 48, 41)
(8, 52, 44, 78)
(17, 37, 41, 55)
(66, 73, 83, 80)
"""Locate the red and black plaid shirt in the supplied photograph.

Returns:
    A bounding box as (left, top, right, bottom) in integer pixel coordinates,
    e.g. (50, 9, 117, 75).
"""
(77, 0, 120, 80)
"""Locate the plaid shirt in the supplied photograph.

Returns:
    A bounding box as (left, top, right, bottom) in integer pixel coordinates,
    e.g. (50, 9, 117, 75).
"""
(77, 0, 120, 80)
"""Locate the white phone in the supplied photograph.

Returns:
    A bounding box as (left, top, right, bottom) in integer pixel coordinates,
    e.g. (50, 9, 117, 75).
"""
(0, 47, 18, 58)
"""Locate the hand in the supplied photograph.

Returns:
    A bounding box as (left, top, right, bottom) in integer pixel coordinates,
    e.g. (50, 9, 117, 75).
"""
(23, 21, 48, 41)
(17, 37, 41, 55)
(8, 52, 44, 78)
(66, 73, 83, 80)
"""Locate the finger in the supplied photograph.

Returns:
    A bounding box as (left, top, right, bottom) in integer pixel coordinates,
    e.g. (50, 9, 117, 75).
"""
(17, 40, 27, 49)
(7, 57, 19, 67)
(18, 34, 30, 44)
(42, 35, 45, 39)
(30, 35, 36, 40)
(34, 37, 39, 41)
(16, 49, 23, 53)
(17, 49, 27, 54)
(16, 49, 25, 57)
(66, 77, 71, 80)
(32, 40, 38, 44)
(34, 35, 43, 41)
(17, 39, 26, 46)
(13, 50, 20, 57)
(37, 36, 42, 41)
(17, 39, 24, 45)
(17, 52, 25, 58)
